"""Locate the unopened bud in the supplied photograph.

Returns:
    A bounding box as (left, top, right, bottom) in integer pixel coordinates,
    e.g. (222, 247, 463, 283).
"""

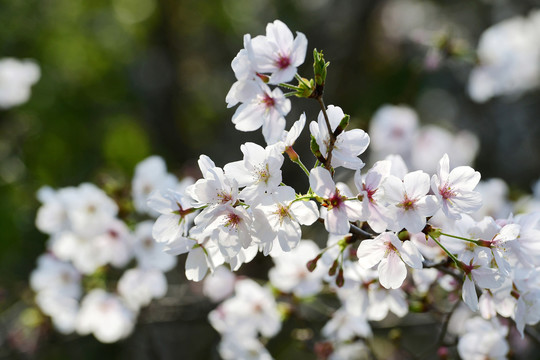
(477, 239, 491, 248)
(306, 254, 322, 272)
(256, 73, 270, 83)
(310, 135, 326, 163)
(335, 268, 344, 287)
(313, 49, 329, 86)
(285, 146, 299, 162)
(328, 259, 339, 276)
(333, 115, 350, 138)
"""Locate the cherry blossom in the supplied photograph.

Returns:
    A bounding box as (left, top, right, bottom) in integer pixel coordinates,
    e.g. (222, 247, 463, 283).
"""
(245, 19, 307, 84)
(310, 105, 370, 170)
(357, 232, 423, 289)
(309, 167, 363, 235)
(431, 153, 482, 220)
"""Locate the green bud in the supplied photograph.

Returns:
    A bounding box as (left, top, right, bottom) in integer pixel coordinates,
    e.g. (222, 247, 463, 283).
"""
(333, 114, 350, 138)
(313, 49, 329, 86)
(310, 135, 326, 163)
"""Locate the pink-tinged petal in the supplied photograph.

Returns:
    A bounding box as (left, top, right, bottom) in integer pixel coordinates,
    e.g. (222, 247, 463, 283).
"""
(290, 200, 319, 225)
(515, 297, 527, 338)
(266, 20, 294, 53)
(262, 114, 286, 145)
(325, 207, 351, 235)
(366, 204, 389, 233)
(400, 241, 424, 269)
(378, 253, 407, 289)
(451, 191, 482, 214)
(232, 103, 265, 131)
(462, 276, 479, 311)
(331, 148, 365, 170)
(353, 169, 363, 192)
(285, 113, 306, 146)
(356, 238, 386, 269)
(365, 160, 391, 189)
(324, 105, 345, 131)
(431, 174, 441, 199)
(496, 224, 520, 242)
(438, 154, 450, 181)
(381, 175, 405, 203)
(449, 166, 481, 190)
(185, 247, 208, 282)
(403, 171, 430, 199)
(309, 167, 335, 198)
(277, 221, 301, 252)
(269, 66, 297, 85)
(290, 32, 308, 66)
(226, 80, 260, 107)
(344, 200, 364, 221)
(163, 237, 196, 256)
(197, 155, 216, 177)
(223, 160, 252, 187)
(398, 209, 426, 234)
(146, 191, 173, 214)
(270, 87, 291, 114)
(241, 141, 267, 165)
(472, 266, 503, 289)
(152, 214, 182, 243)
(340, 129, 370, 155)
(415, 195, 439, 217)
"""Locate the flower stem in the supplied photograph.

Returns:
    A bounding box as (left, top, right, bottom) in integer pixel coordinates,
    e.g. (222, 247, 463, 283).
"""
(428, 233, 461, 266)
(315, 95, 336, 172)
(294, 158, 311, 177)
(440, 232, 480, 245)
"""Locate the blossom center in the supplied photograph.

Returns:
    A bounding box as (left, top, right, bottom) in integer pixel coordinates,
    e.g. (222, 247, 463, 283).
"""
(224, 212, 242, 229)
(217, 191, 233, 204)
(261, 94, 275, 109)
(439, 184, 456, 200)
(254, 163, 271, 184)
(398, 195, 417, 211)
(362, 184, 377, 203)
(276, 55, 291, 69)
(172, 202, 194, 218)
(325, 190, 345, 210)
(274, 204, 291, 224)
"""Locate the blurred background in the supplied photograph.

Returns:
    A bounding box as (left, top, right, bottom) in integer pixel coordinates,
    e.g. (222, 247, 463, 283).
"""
(1, 0, 540, 358)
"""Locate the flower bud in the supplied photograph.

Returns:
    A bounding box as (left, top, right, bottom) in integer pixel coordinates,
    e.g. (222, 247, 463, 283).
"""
(328, 259, 339, 276)
(313, 49, 329, 86)
(335, 268, 344, 287)
(332, 114, 349, 138)
(306, 254, 322, 272)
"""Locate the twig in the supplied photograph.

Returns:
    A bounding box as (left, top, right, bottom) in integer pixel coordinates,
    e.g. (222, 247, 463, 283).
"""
(315, 95, 336, 172)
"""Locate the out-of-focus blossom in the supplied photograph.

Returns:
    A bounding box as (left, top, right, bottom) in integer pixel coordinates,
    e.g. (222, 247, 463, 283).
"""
(0, 58, 40, 108)
(468, 10, 540, 102)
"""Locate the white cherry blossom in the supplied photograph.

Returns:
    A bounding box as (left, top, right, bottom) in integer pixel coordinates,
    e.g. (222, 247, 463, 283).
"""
(309, 167, 363, 235)
(431, 153, 482, 220)
(245, 19, 307, 84)
(382, 170, 439, 233)
(310, 105, 370, 170)
(224, 142, 284, 203)
(357, 232, 423, 289)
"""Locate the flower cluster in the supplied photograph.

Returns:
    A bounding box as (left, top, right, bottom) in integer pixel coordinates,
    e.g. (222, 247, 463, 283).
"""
(137, 20, 540, 358)
(26, 18, 540, 359)
(31, 156, 181, 343)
